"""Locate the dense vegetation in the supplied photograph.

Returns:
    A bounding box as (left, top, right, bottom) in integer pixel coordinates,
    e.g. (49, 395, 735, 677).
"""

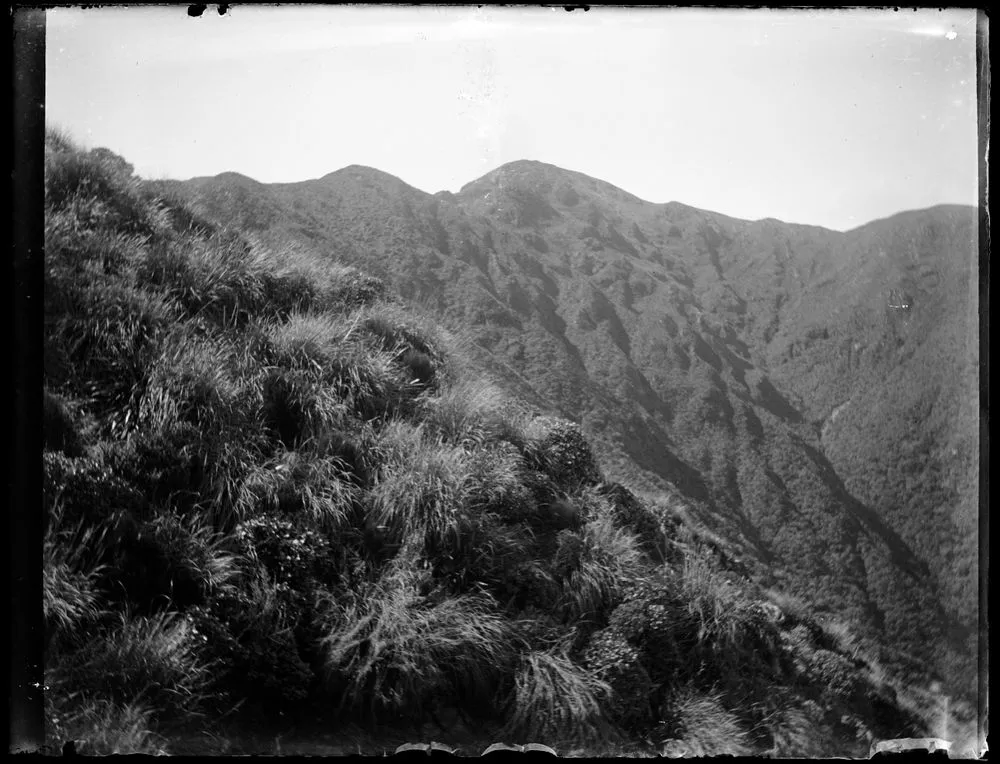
(166, 159, 980, 713)
(41, 133, 944, 755)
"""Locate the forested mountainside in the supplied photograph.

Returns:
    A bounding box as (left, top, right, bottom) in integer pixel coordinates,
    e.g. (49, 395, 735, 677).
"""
(165, 159, 980, 709)
(45, 132, 960, 756)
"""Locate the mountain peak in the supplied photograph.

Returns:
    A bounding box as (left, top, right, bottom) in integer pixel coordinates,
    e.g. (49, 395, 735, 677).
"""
(319, 164, 407, 184)
(309, 165, 430, 198)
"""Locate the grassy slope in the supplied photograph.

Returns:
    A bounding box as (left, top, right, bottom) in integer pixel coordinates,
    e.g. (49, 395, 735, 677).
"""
(44, 134, 956, 756)
(166, 159, 980, 707)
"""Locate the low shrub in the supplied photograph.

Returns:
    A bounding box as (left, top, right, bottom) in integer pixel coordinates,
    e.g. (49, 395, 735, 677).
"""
(194, 574, 315, 713)
(234, 514, 335, 591)
(43, 450, 146, 529)
(523, 416, 602, 491)
(582, 627, 655, 730)
(606, 577, 697, 683)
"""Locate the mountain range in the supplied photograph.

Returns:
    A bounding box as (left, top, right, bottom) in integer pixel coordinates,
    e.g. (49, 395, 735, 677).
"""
(157, 159, 981, 703)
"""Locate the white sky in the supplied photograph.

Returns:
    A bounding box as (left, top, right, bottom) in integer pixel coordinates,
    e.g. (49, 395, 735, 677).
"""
(45, 5, 979, 231)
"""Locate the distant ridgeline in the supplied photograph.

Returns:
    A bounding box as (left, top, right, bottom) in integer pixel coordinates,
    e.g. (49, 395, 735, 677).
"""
(41, 134, 979, 756)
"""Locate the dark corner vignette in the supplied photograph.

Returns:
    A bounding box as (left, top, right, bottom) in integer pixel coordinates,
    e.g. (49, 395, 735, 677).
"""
(11, 6, 46, 756)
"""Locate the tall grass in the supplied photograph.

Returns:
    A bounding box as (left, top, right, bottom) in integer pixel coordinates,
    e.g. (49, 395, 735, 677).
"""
(125, 509, 242, 608)
(500, 645, 615, 746)
(553, 515, 645, 623)
(136, 233, 271, 326)
(679, 547, 761, 652)
(45, 696, 166, 756)
(45, 279, 180, 420)
(260, 243, 387, 315)
(46, 608, 212, 754)
(367, 423, 475, 554)
(658, 687, 752, 757)
(60, 610, 212, 718)
(237, 449, 359, 532)
(45, 135, 164, 236)
(318, 560, 516, 719)
(465, 441, 536, 521)
(419, 378, 529, 447)
(265, 310, 411, 421)
(43, 500, 110, 640)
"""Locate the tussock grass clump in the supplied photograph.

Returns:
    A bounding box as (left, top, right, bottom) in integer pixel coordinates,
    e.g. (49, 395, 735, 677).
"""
(265, 310, 413, 421)
(45, 213, 150, 281)
(265, 310, 364, 370)
(656, 687, 752, 757)
(259, 245, 387, 315)
(762, 587, 814, 626)
(136, 234, 270, 326)
(108, 509, 241, 612)
(679, 548, 763, 653)
(500, 645, 616, 746)
(367, 423, 475, 553)
(761, 702, 831, 758)
(54, 610, 211, 721)
(44, 500, 110, 640)
(596, 482, 671, 563)
(419, 378, 531, 447)
(45, 697, 166, 756)
(319, 561, 516, 719)
(359, 301, 451, 363)
(262, 368, 351, 448)
(237, 450, 359, 532)
(45, 137, 163, 236)
(553, 515, 645, 623)
(465, 442, 536, 521)
(136, 333, 255, 435)
(45, 280, 180, 419)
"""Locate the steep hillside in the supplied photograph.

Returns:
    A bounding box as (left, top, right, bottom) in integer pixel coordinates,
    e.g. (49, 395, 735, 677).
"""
(165, 159, 981, 708)
(44, 134, 959, 756)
